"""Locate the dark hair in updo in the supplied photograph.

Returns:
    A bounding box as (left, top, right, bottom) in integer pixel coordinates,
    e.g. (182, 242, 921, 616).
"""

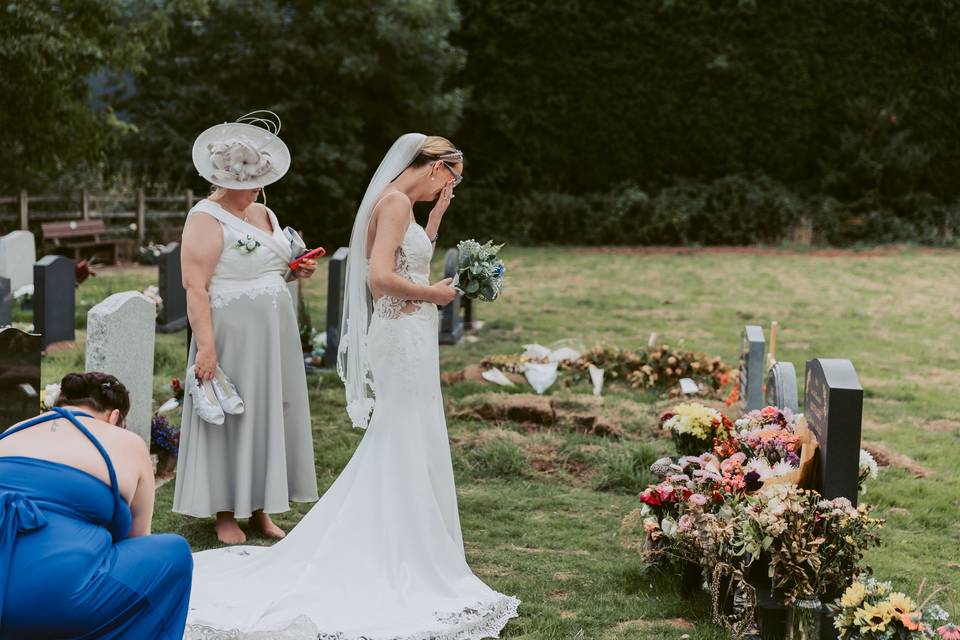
(56, 372, 131, 421)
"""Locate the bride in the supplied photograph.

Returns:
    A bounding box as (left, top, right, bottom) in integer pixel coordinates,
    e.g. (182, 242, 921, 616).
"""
(185, 134, 520, 639)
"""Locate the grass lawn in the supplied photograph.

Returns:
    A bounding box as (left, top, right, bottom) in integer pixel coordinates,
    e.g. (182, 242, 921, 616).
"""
(35, 246, 960, 639)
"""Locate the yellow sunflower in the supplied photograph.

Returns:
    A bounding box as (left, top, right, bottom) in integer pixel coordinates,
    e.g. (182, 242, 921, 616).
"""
(854, 602, 896, 633)
(887, 592, 916, 617)
(840, 581, 868, 609)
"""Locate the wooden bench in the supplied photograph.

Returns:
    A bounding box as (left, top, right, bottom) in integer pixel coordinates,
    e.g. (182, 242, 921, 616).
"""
(41, 220, 127, 264)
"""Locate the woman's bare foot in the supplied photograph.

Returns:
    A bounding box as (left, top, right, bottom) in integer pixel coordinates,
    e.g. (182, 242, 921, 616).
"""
(250, 510, 286, 540)
(215, 512, 246, 545)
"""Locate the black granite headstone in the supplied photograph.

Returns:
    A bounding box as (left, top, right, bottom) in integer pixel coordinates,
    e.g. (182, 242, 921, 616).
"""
(322, 247, 349, 367)
(33, 255, 75, 349)
(0, 276, 11, 327)
(439, 247, 464, 345)
(0, 327, 42, 427)
(739, 325, 765, 412)
(804, 358, 864, 504)
(157, 242, 188, 332)
(765, 361, 799, 413)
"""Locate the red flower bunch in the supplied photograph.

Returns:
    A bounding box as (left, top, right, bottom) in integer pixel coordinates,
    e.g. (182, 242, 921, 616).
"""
(170, 378, 184, 402)
(639, 482, 692, 508)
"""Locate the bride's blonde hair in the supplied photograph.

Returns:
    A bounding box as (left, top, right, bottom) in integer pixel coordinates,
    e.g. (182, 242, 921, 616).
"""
(410, 136, 462, 167)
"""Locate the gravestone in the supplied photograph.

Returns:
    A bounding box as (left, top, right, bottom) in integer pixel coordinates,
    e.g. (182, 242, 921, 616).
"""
(804, 358, 864, 504)
(0, 327, 42, 428)
(439, 247, 464, 345)
(739, 325, 766, 412)
(86, 291, 157, 445)
(0, 276, 11, 327)
(33, 255, 75, 349)
(764, 361, 799, 413)
(0, 230, 36, 292)
(322, 247, 349, 367)
(157, 242, 187, 332)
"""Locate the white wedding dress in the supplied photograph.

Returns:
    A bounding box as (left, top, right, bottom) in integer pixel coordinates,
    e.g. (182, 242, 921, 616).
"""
(184, 211, 519, 639)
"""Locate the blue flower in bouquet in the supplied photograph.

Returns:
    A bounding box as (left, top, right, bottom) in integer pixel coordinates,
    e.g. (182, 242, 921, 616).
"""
(454, 239, 506, 302)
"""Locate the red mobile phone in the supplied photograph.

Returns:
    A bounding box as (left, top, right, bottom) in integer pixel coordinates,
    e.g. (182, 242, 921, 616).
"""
(289, 246, 326, 271)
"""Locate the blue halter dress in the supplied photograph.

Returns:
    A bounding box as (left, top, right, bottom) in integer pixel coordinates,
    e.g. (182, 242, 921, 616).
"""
(0, 407, 192, 639)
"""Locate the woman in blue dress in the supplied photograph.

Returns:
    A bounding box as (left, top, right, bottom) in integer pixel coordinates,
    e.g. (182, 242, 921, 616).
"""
(0, 371, 192, 639)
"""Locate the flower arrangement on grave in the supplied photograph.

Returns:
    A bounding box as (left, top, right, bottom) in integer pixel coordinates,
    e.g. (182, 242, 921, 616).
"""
(150, 415, 180, 473)
(167, 378, 184, 403)
(832, 577, 958, 639)
(734, 485, 883, 605)
(659, 403, 734, 456)
(40, 383, 61, 410)
(481, 343, 732, 395)
(137, 242, 166, 265)
(859, 449, 878, 492)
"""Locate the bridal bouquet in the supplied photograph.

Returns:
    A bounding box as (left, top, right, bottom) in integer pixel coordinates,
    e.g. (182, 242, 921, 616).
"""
(453, 239, 505, 301)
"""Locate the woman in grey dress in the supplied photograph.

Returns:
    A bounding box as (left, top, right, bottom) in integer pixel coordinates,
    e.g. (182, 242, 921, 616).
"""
(174, 112, 319, 544)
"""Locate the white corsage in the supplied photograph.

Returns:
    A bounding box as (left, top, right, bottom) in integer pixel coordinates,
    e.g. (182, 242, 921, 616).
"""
(236, 235, 262, 253)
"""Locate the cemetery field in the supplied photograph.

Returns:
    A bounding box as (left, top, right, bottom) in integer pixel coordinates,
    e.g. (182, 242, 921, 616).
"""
(41, 247, 960, 639)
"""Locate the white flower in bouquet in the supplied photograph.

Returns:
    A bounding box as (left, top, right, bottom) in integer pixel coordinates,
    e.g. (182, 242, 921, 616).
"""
(859, 448, 878, 481)
(453, 239, 505, 301)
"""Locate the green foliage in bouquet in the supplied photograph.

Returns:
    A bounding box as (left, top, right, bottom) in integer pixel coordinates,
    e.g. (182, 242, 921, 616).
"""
(453, 240, 505, 301)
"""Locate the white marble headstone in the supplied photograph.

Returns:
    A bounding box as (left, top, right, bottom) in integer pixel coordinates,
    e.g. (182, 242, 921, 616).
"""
(85, 291, 157, 445)
(0, 230, 37, 291)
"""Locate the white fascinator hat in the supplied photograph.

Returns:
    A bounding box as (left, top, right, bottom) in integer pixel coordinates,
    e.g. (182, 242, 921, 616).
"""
(192, 110, 291, 189)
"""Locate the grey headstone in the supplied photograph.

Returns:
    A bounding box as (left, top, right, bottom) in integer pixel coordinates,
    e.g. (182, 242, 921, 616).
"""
(86, 291, 157, 445)
(439, 247, 464, 345)
(157, 242, 187, 332)
(739, 325, 765, 412)
(0, 327, 42, 427)
(804, 358, 864, 504)
(33, 255, 75, 349)
(322, 247, 349, 367)
(0, 276, 11, 327)
(0, 230, 36, 292)
(764, 361, 799, 413)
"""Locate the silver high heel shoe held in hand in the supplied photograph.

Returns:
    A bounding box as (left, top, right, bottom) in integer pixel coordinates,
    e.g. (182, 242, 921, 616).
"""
(187, 365, 225, 425)
(211, 365, 245, 415)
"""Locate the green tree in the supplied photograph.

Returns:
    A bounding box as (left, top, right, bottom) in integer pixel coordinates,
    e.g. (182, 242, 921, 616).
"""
(0, 1, 203, 191)
(119, 0, 465, 245)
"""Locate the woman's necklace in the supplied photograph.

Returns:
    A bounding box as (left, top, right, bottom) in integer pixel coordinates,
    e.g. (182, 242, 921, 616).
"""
(215, 198, 250, 223)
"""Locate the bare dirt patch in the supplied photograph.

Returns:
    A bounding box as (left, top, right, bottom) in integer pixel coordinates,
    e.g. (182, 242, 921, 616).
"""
(922, 419, 960, 433)
(614, 618, 695, 632)
(862, 441, 931, 478)
(454, 393, 625, 438)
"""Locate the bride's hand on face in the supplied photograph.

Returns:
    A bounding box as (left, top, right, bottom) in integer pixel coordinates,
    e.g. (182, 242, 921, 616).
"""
(428, 277, 457, 306)
(428, 180, 456, 221)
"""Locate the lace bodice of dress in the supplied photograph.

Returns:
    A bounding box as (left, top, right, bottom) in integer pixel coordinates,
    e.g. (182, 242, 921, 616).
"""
(373, 221, 434, 319)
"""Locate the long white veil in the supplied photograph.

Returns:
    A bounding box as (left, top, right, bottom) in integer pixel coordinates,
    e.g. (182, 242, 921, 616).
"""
(337, 133, 427, 429)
